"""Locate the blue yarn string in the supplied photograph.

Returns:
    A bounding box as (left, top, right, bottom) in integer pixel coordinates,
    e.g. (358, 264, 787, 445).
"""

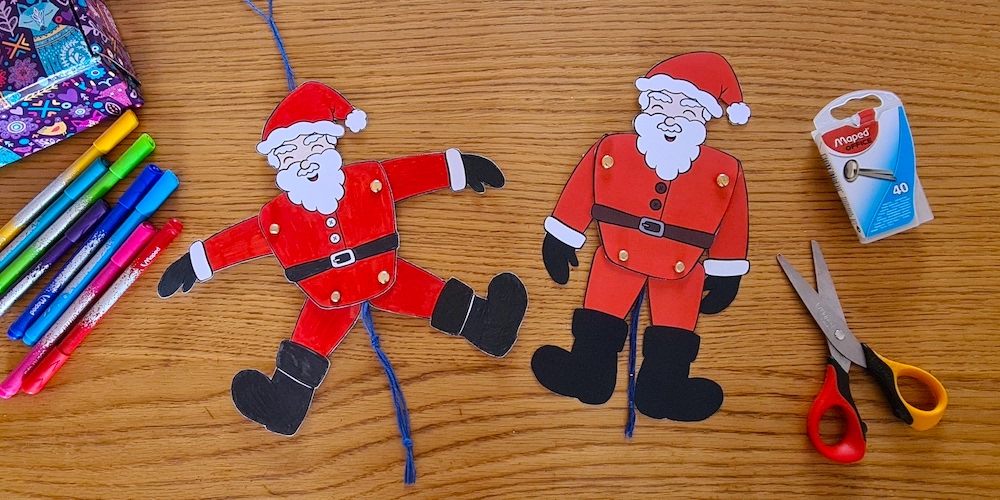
(361, 302, 417, 485)
(243, 0, 297, 91)
(624, 288, 645, 440)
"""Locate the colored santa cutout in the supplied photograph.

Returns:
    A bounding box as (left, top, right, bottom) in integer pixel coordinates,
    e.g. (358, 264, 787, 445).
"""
(533, 52, 750, 423)
(158, 82, 528, 436)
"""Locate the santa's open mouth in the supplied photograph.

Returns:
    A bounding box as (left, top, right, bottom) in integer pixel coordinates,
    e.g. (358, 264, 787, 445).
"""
(664, 134, 677, 142)
(307, 174, 319, 182)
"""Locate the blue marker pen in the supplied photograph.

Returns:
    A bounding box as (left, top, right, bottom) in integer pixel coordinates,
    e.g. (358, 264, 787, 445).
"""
(0, 159, 108, 272)
(8, 165, 164, 340)
(23, 170, 178, 346)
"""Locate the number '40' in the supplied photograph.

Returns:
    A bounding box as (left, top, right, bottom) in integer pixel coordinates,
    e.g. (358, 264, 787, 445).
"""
(893, 182, 910, 195)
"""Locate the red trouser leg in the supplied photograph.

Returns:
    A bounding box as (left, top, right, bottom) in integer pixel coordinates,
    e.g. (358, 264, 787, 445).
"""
(369, 259, 446, 318)
(583, 246, 648, 319)
(290, 301, 361, 357)
(647, 262, 705, 331)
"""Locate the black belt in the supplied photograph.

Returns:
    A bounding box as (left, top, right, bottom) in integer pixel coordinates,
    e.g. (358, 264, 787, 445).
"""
(284, 233, 399, 283)
(591, 204, 715, 249)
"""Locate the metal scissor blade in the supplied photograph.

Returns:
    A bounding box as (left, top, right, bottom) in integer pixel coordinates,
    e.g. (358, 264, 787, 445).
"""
(777, 254, 822, 308)
(827, 340, 853, 373)
(810, 240, 844, 319)
(777, 252, 868, 368)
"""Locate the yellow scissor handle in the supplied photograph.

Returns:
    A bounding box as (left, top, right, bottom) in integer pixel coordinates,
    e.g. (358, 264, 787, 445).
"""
(863, 344, 947, 431)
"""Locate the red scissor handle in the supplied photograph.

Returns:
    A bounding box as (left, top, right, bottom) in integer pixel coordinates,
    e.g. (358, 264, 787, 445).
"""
(807, 360, 868, 463)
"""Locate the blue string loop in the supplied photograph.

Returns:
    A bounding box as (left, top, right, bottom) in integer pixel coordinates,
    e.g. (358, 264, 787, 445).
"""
(243, 0, 297, 91)
(624, 289, 645, 439)
(361, 302, 417, 485)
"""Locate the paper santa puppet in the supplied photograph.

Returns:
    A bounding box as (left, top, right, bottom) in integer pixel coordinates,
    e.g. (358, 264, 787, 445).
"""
(158, 82, 528, 436)
(532, 52, 750, 422)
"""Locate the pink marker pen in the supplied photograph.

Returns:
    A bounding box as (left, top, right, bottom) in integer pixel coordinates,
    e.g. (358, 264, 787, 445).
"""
(0, 222, 157, 399)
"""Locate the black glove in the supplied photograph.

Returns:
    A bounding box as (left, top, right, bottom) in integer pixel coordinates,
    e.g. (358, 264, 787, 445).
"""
(542, 232, 578, 285)
(700, 275, 741, 314)
(158, 253, 199, 298)
(461, 153, 505, 193)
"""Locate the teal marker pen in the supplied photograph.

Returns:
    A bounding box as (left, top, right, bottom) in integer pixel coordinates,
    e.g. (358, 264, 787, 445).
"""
(0, 134, 155, 296)
(23, 169, 178, 346)
(0, 159, 108, 272)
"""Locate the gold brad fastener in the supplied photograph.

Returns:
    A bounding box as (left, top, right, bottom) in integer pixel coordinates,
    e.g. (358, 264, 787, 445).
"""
(618, 249, 629, 262)
(378, 270, 391, 284)
(716, 174, 730, 188)
(269, 223, 280, 235)
(602, 155, 614, 169)
(371, 179, 383, 193)
(674, 261, 685, 273)
(330, 291, 342, 303)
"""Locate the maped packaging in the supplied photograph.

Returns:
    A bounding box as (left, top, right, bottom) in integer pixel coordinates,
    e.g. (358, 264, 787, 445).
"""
(0, 0, 141, 168)
(812, 90, 933, 244)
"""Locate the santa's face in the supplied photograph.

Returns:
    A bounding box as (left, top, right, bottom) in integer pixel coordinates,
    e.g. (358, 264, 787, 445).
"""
(272, 133, 345, 215)
(634, 91, 709, 181)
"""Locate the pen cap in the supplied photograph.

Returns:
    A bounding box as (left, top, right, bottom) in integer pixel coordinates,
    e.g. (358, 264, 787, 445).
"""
(66, 200, 110, 242)
(63, 158, 109, 198)
(116, 164, 163, 211)
(159, 219, 184, 240)
(108, 134, 155, 179)
(135, 170, 179, 217)
(20, 348, 69, 395)
(92, 110, 139, 154)
(110, 222, 156, 267)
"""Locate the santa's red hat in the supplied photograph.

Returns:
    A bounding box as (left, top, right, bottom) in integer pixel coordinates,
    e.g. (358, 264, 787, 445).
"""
(635, 52, 750, 125)
(256, 81, 367, 155)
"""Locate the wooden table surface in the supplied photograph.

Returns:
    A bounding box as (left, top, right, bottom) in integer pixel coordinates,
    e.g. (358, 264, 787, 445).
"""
(1, 1, 998, 497)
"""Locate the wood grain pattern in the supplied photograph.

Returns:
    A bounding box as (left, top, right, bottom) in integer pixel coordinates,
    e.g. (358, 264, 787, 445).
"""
(1, 0, 998, 497)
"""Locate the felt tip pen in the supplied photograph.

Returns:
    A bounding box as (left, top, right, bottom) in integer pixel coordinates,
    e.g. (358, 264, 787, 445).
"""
(22, 219, 183, 395)
(0, 159, 108, 272)
(9, 165, 164, 339)
(0, 201, 108, 325)
(0, 134, 154, 296)
(0, 110, 138, 252)
(22, 170, 178, 346)
(0, 223, 155, 398)
(36, 223, 156, 353)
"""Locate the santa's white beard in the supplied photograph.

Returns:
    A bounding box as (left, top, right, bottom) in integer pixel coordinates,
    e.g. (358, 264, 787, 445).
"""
(633, 113, 707, 181)
(275, 149, 346, 215)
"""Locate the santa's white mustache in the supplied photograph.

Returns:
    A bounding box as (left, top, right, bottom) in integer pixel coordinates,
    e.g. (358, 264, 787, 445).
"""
(296, 161, 321, 178)
(657, 121, 683, 134)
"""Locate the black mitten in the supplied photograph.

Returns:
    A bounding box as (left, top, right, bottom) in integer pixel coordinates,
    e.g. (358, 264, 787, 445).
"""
(542, 233, 578, 285)
(461, 153, 505, 193)
(158, 253, 199, 298)
(699, 275, 741, 314)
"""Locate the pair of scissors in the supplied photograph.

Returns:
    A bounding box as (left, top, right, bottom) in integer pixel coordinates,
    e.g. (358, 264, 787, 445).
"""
(777, 241, 948, 463)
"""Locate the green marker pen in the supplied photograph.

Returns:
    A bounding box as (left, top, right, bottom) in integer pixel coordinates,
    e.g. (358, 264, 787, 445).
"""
(0, 134, 155, 295)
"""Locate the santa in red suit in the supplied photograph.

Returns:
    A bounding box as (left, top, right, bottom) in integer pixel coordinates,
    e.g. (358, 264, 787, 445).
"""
(532, 52, 750, 422)
(159, 82, 527, 435)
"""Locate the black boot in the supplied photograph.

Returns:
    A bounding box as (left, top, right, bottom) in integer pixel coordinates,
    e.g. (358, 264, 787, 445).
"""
(431, 273, 527, 357)
(531, 309, 627, 405)
(633, 327, 724, 422)
(231, 340, 330, 436)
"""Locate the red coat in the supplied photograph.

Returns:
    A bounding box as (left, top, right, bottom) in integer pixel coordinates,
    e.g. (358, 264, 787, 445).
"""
(191, 152, 459, 308)
(546, 134, 749, 279)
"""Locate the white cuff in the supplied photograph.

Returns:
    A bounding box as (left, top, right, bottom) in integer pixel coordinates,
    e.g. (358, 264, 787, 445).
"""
(704, 259, 750, 277)
(544, 216, 586, 249)
(189, 241, 213, 281)
(445, 148, 466, 192)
